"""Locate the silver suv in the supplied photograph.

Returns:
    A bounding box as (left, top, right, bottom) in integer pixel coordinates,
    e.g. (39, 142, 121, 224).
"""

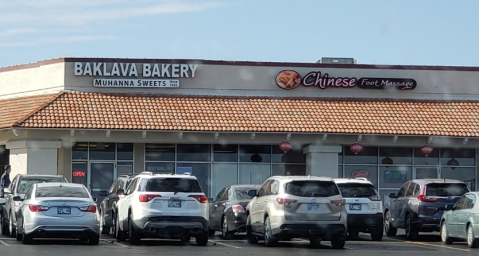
(246, 176, 347, 249)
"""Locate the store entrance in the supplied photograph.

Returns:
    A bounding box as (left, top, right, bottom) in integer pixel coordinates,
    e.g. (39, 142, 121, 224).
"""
(90, 162, 115, 203)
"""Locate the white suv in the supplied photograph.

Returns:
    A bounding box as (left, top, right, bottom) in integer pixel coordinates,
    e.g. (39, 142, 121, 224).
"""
(333, 178, 383, 241)
(246, 176, 347, 249)
(115, 172, 209, 245)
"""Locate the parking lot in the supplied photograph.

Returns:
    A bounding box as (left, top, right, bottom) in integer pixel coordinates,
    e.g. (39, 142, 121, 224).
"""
(0, 231, 475, 256)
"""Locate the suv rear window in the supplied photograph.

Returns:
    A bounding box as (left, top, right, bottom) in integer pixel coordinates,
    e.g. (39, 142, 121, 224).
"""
(426, 183, 469, 197)
(35, 186, 90, 198)
(139, 178, 203, 193)
(17, 176, 67, 194)
(285, 181, 340, 197)
(337, 183, 377, 197)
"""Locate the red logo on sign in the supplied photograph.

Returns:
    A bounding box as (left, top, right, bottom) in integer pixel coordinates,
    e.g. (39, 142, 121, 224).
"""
(351, 170, 369, 178)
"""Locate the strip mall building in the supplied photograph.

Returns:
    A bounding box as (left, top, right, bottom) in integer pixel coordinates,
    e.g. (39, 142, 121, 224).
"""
(1, 58, 479, 202)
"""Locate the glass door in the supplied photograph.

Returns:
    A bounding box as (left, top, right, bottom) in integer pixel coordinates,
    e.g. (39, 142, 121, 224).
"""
(89, 162, 116, 203)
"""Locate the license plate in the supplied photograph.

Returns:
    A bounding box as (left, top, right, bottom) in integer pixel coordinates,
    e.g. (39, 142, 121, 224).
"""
(349, 204, 362, 210)
(307, 204, 320, 211)
(57, 207, 71, 214)
(168, 200, 181, 208)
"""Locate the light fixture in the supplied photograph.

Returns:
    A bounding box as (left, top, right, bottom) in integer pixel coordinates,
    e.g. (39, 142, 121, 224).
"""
(279, 140, 292, 154)
(447, 158, 459, 170)
(350, 142, 363, 155)
(251, 153, 262, 162)
(382, 156, 393, 165)
(420, 144, 433, 157)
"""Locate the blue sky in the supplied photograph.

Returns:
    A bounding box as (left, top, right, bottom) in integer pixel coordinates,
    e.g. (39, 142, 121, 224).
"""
(0, 0, 478, 68)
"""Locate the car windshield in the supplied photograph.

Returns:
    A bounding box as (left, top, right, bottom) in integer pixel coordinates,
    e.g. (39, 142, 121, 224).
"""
(17, 176, 67, 194)
(139, 178, 203, 193)
(285, 181, 340, 197)
(35, 186, 90, 198)
(426, 183, 469, 197)
(337, 183, 377, 197)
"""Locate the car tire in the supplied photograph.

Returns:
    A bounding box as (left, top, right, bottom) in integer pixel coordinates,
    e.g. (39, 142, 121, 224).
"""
(331, 239, 346, 249)
(115, 214, 127, 242)
(441, 221, 453, 244)
(100, 210, 110, 234)
(221, 216, 234, 240)
(467, 224, 479, 248)
(128, 215, 141, 245)
(1, 214, 9, 236)
(89, 234, 100, 245)
(309, 236, 321, 248)
(196, 232, 209, 246)
(22, 222, 33, 245)
(112, 212, 117, 238)
(405, 214, 418, 240)
(384, 211, 397, 236)
(246, 215, 258, 244)
(370, 229, 383, 241)
(264, 216, 278, 247)
(9, 212, 16, 238)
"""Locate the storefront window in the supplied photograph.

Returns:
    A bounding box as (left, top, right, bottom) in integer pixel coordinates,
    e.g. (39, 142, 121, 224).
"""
(177, 163, 211, 196)
(415, 167, 438, 179)
(72, 142, 88, 160)
(272, 147, 306, 163)
(213, 144, 238, 162)
(272, 165, 306, 176)
(117, 143, 133, 160)
(440, 148, 475, 166)
(144, 162, 175, 174)
(379, 166, 412, 189)
(177, 144, 211, 162)
(379, 147, 412, 165)
(89, 143, 115, 160)
(414, 148, 439, 165)
(72, 162, 88, 186)
(344, 147, 378, 164)
(117, 162, 134, 176)
(145, 144, 175, 161)
(344, 165, 379, 189)
(441, 167, 475, 190)
(240, 145, 271, 163)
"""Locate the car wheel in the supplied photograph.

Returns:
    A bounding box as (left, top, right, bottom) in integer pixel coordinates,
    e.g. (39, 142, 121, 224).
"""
(467, 224, 479, 248)
(264, 216, 278, 247)
(9, 212, 16, 238)
(384, 211, 397, 236)
(196, 232, 208, 246)
(128, 214, 141, 245)
(441, 221, 453, 244)
(246, 215, 258, 244)
(405, 214, 418, 240)
(112, 212, 117, 238)
(100, 210, 110, 234)
(0, 214, 9, 236)
(221, 216, 234, 240)
(309, 236, 321, 248)
(89, 234, 100, 245)
(22, 221, 33, 244)
(115, 214, 127, 242)
(331, 239, 346, 249)
(370, 229, 383, 241)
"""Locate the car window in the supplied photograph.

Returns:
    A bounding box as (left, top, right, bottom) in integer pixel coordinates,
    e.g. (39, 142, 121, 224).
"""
(125, 178, 139, 194)
(138, 178, 202, 193)
(455, 195, 468, 210)
(108, 180, 118, 194)
(215, 187, 226, 201)
(271, 180, 280, 195)
(257, 180, 272, 197)
(406, 182, 416, 196)
(337, 183, 377, 197)
(35, 185, 90, 198)
(9, 175, 19, 190)
(396, 182, 409, 197)
(24, 187, 33, 200)
(465, 194, 476, 209)
(17, 176, 68, 194)
(285, 180, 340, 197)
(426, 183, 469, 197)
(234, 187, 260, 200)
(413, 183, 421, 195)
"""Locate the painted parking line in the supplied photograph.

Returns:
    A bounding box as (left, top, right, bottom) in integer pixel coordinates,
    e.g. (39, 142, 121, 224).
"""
(209, 240, 242, 249)
(296, 238, 353, 249)
(406, 241, 470, 252)
(0, 239, 10, 246)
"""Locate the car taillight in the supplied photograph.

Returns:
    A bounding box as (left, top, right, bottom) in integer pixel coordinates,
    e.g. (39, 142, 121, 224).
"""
(80, 205, 97, 213)
(417, 185, 438, 202)
(29, 205, 49, 212)
(139, 194, 162, 202)
(232, 204, 245, 213)
(276, 198, 297, 204)
(369, 195, 382, 201)
(330, 199, 346, 206)
(188, 195, 208, 203)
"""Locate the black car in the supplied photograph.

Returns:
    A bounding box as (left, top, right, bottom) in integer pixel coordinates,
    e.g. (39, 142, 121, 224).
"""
(98, 174, 137, 235)
(384, 178, 470, 240)
(208, 184, 261, 239)
(1, 174, 68, 237)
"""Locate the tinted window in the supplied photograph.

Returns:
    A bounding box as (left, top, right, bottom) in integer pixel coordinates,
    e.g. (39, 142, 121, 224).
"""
(17, 176, 67, 194)
(337, 183, 377, 197)
(426, 183, 469, 197)
(234, 187, 259, 200)
(139, 178, 202, 193)
(35, 186, 89, 198)
(285, 181, 340, 197)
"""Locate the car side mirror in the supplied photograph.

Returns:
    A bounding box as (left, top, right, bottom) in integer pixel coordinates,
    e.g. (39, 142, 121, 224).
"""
(12, 195, 23, 202)
(3, 188, 11, 194)
(445, 204, 454, 211)
(92, 197, 98, 203)
(247, 190, 257, 197)
(98, 191, 108, 196)
(388, 192, 397, 199)
(0, 198, 6, 205)
(116, 189, 125, 195)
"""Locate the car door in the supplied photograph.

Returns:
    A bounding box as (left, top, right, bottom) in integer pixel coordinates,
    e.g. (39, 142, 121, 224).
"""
(214, 187, 229, 227)
(118, 177, 139, 229)
(449, 195, 467, 236)
(250, 179, 272, 232)
(2, 175, 18, 226)
(210, 187, 226, 230)
(456, 194, 475, 238)
(388, 182, 409, 227)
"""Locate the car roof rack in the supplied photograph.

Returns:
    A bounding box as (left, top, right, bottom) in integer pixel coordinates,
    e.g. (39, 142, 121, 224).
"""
(139, 171, 153, 175)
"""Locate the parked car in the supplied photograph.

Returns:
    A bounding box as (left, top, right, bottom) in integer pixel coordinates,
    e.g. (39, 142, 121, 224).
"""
(1, 174, 68, 237)
(98, 173, 138, 236)
(0, 198, 5, 206)
(440, 192, 479, 248)
(384, 178, 469, 240)
(246, 176, 347, 249)
(208, 184, 261, 239)
(115, 172, 209, 245)
(15, 183, 100, 245)
(334, 178, 383, 241)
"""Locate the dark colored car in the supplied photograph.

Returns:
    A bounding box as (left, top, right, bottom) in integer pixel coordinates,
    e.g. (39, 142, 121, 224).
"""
(1, 174, 68, 237)
(208, 184, 261, 239)
(98, 174, 137, 236)
(384, 179, 470, 240)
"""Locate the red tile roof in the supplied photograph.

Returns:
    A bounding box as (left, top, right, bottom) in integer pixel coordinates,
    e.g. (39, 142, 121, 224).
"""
(2, 91, 479, 137)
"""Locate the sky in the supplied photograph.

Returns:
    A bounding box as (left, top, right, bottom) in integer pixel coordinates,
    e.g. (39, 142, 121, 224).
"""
(0, 0, 478, 68)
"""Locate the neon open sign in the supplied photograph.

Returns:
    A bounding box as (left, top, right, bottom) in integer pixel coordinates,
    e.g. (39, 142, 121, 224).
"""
(73, 171, 86, 177)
